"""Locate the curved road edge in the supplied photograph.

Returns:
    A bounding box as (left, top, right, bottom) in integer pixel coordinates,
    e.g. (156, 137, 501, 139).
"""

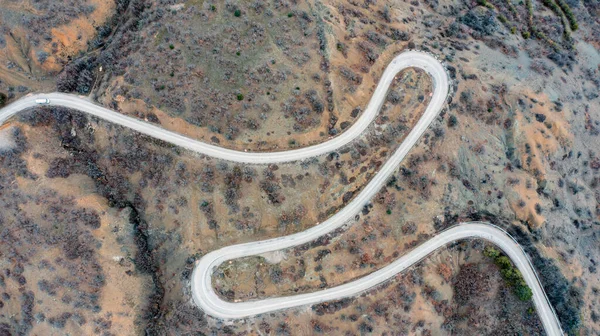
(191, 222, 563, 336)
(0, 51, 448, 164)
(0, 50, 563, 335)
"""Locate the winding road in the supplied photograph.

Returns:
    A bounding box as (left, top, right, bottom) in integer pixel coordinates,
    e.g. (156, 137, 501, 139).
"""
(0, 51, 563, 335)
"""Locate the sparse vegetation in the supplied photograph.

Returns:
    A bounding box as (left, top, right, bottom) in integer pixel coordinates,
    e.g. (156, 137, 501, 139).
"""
(0, 0, 117, 99)
(459, 7, 498, 37)
(1, 0, 599, 335)
(555, 0, 579, 31)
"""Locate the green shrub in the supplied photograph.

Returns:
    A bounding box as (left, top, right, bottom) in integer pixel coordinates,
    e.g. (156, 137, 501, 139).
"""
(287, 12, 294, 17)
(555, 0, 578, 31)
(483, 246, 500, 258)
(522, 30, 530, 39)
(477, 0, 495, 8)
(570, 21, 578, 31)
(505, 0, 518, 14)
(236, 93, 244, 101)
(169, 44, 175, 49)
(496, 256, 512, 269)
(234, 9, 241, 17)
(525, 0, 534, 28)
(541, 0, 577, 34)
(541, 0, 561, 14)
(484, 246, 533, 301)
(515, 282, 533, 301)
(0, 92, 6, 107)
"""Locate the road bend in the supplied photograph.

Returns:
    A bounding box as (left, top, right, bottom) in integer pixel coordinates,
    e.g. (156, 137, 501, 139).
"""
(0, 51, 563, 335)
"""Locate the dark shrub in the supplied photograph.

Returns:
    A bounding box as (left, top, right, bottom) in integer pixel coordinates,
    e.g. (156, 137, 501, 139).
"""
(459, 7, 498, 37)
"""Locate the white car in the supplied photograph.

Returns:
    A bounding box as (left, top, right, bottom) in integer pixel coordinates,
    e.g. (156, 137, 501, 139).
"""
(35, 98, 50, 104)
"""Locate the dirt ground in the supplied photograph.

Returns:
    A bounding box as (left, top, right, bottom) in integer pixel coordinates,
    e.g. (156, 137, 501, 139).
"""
(0, 120, 151, 335)
(0, 0, 599, 334)
(213, 240, 544, 335)
(93, 0, 424, 151)
(0, 66, 430, 334)
(0, 0, 115, 106)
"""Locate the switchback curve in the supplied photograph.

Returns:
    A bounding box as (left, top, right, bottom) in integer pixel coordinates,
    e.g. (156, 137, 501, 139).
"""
(0, 51, 563, 335)
(0, 51, 447, 164)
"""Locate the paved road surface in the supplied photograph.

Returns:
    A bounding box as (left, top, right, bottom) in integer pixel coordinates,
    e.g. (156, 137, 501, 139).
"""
(0, 51, 447, 164)
(0, 51, 563, 335)
(193, 223, 561, 336)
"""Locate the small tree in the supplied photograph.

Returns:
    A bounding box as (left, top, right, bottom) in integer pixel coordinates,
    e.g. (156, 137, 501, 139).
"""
(448, 115, 458, 127)
(485, 246, 534, 301)
(515, 281, 533, 301)
(483, 246, 500, 258)
(495, 256, 512, 269)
